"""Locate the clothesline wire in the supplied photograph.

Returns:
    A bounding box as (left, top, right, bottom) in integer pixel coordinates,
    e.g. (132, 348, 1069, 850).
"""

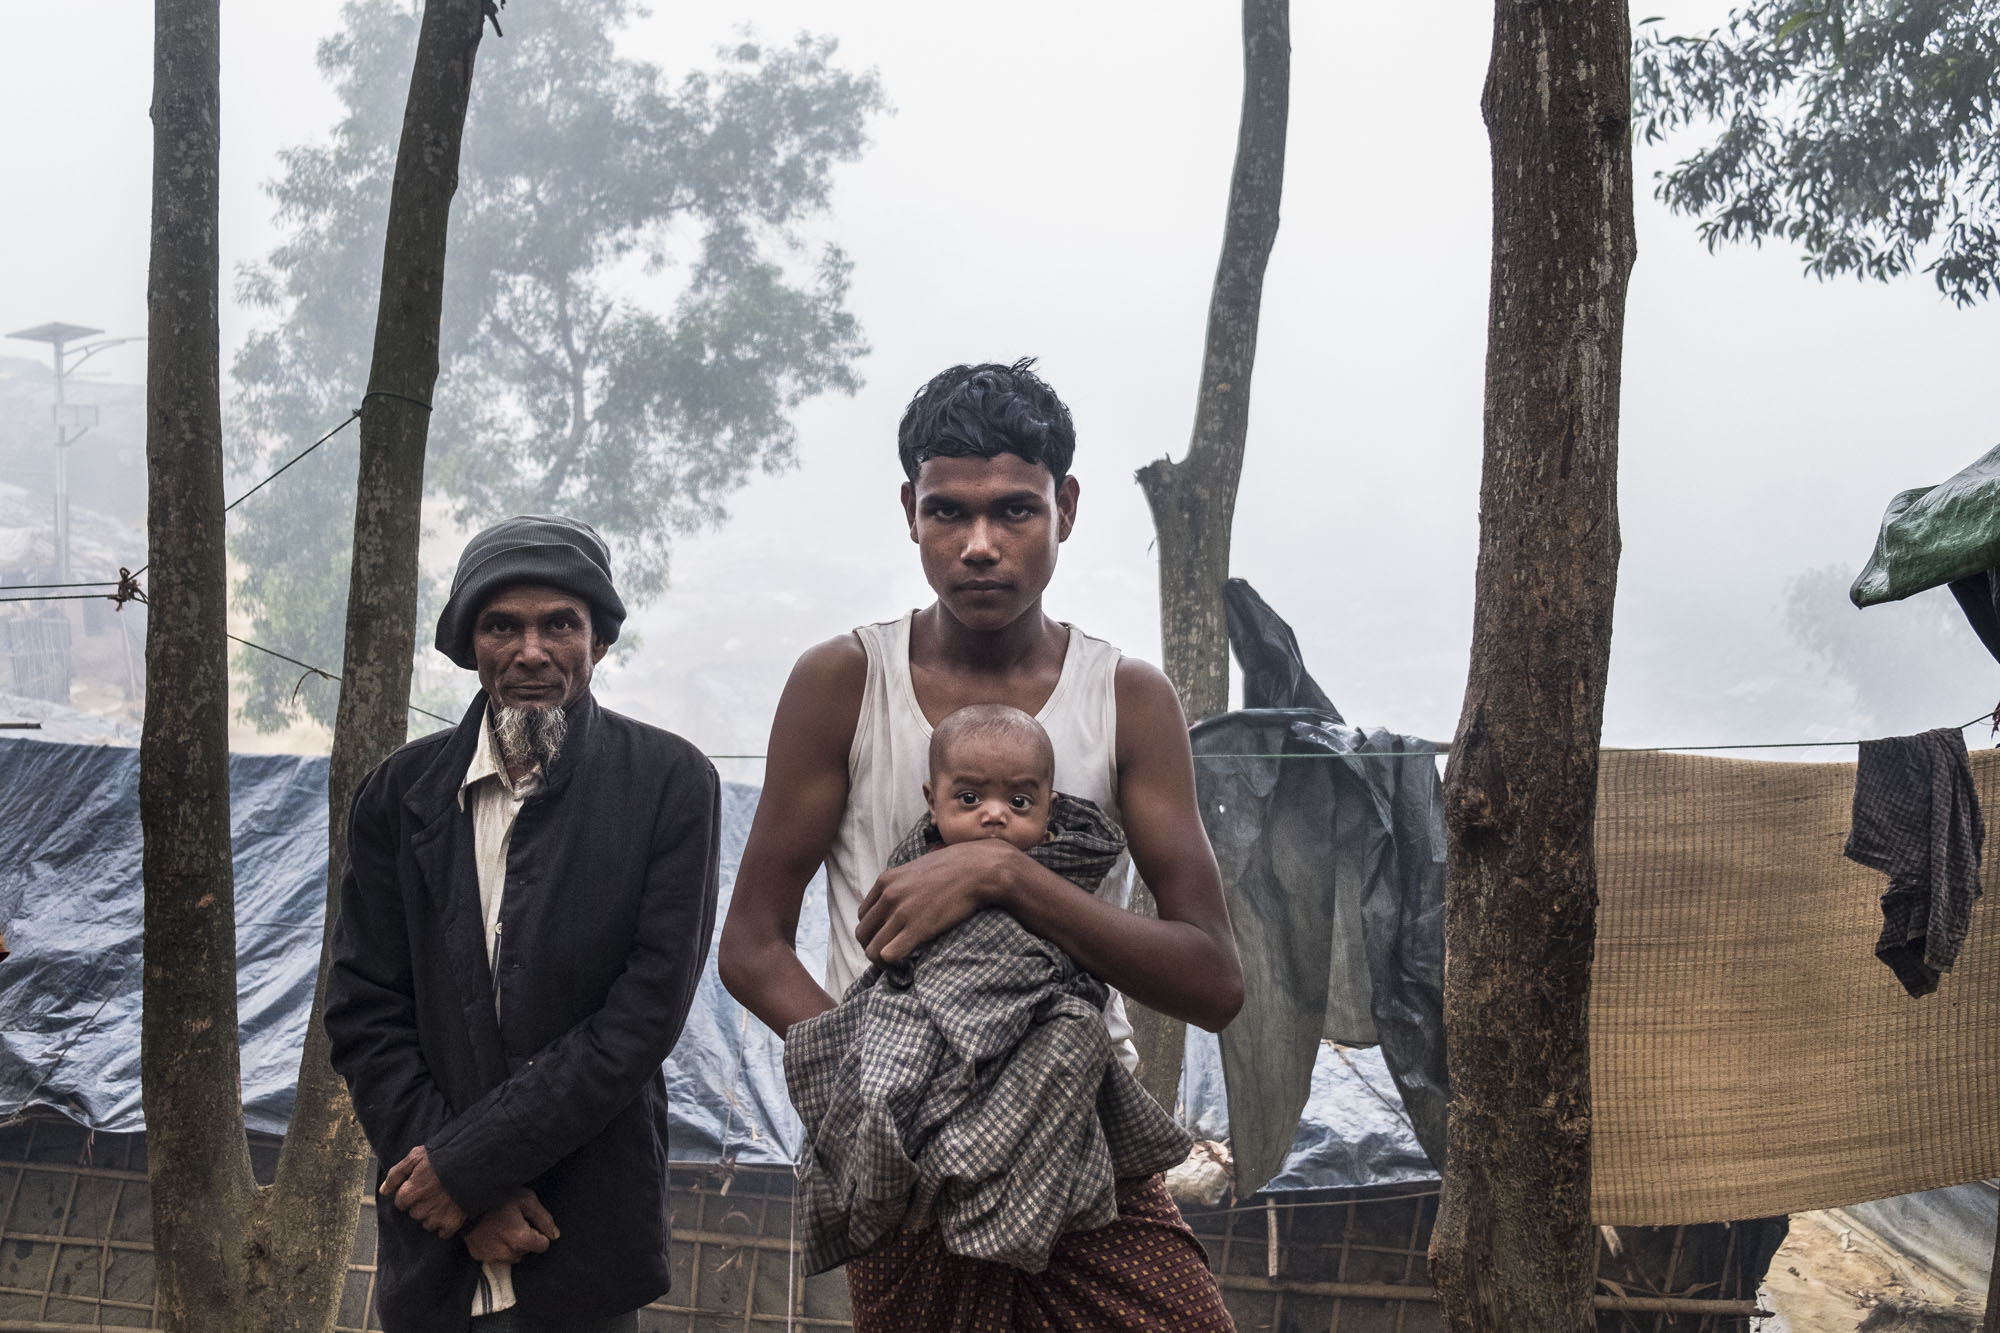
(226, 634, 457, 728)
(0, 407, 440, 728)
(700, 712, 2000, 763)
(7, 679, 1994, 762)
(218, 408, 362, 519)
(0, 580, 124, 591)
(123, 407, 365, 587)
(2, 620, 458, 731)
(43, 699, 1971, 759)
(0, 408, 365, 598)
(9, 588, 1997, 760)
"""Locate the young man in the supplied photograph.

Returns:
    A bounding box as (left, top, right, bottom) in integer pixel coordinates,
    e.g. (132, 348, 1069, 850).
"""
(720, 360, 1243, 1330)
(326, 516, 720, 1332)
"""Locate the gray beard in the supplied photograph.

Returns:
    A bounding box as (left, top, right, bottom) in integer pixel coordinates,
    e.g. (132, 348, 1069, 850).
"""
(493, 703, 567, 775)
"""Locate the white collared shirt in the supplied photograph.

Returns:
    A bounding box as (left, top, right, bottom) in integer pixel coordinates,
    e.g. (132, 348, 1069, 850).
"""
(456, 708, 541, 1317)
(460, 709, 541, 976)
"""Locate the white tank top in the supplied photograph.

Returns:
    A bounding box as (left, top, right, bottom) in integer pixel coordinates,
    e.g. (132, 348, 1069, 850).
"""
(825, 610, 1140, 1070)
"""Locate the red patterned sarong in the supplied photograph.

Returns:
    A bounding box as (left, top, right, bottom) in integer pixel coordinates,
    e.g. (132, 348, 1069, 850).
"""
(845, 1174, 1234, 1332)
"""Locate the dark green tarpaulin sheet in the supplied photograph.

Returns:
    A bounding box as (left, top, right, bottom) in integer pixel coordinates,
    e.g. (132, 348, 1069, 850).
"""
(1851, 441, 2000, 608)
(1194, 580, 1448, 1196)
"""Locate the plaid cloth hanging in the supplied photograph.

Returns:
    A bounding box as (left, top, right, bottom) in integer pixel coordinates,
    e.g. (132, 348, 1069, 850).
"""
(1847, 727, 1986, 997)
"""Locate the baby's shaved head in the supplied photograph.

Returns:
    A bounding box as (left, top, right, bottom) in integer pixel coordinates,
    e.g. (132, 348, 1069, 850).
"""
(929, 704, 1055, 784)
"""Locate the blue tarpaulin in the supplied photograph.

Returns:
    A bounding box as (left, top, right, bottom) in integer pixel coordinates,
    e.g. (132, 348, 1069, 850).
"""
(0, 735, 1430, 1190)
(0, 738, 327, 1134)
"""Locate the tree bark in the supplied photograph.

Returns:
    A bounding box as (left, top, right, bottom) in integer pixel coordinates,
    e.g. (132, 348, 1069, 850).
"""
(1429, 1, 1636, 1329)
(1129, 0, 1289, 1113)
(140, 2, 258, 1329)
(245, 3, 488, 1330)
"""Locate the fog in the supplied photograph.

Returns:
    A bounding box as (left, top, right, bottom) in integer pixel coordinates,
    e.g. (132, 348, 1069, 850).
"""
(4, 1, 1996, 777)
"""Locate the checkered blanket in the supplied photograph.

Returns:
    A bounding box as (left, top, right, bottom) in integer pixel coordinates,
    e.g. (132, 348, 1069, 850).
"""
(783, 793, 1192, 1275)
(1847, 728, 1986, 997)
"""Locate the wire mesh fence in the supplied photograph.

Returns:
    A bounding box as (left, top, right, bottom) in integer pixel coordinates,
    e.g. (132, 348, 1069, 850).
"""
(0, 1112, 1781, 1332)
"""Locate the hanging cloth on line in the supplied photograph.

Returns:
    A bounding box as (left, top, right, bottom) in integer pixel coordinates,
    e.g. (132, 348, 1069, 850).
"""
(1845, 728, 1985, 997)
(1193, 579, 1449, 1196)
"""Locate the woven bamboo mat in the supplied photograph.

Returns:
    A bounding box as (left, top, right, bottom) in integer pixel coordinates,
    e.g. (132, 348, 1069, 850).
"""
(1590, 749, 2000, 1224)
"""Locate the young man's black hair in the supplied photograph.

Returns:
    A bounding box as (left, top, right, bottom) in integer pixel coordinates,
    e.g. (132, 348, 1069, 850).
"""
(896, 357, 1077, 483)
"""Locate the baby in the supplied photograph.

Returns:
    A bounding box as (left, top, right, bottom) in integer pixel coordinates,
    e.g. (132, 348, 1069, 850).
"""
(784, 704, 1190, 1276)
(920, 702, 1058, 856)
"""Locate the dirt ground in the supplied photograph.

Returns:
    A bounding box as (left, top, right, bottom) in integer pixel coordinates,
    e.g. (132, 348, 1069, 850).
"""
(1757, 1211, 1985, 1332)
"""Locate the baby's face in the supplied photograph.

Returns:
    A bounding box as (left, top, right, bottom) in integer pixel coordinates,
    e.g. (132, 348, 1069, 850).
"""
(925, 733, 1053, 852)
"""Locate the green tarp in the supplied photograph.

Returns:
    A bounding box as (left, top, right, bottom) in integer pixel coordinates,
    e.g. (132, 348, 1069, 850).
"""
(1851, 442, 2000, 607)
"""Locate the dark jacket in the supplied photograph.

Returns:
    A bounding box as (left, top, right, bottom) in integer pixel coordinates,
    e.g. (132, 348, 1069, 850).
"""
(325, 691, 719, 1331)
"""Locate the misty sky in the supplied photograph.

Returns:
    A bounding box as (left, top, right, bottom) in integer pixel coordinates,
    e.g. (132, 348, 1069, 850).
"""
(4, 1, 1997, 774)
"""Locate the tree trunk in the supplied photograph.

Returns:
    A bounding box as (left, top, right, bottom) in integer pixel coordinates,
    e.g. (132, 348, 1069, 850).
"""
(1129, 0, 1289, 1113)
(140, 2, 257, 1329)
(1429, 1, 1636, 1329)
(244, 3, 489, 1329)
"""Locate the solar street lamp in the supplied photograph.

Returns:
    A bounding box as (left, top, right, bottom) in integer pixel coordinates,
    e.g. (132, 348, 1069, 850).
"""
(5, 323, 142, 581)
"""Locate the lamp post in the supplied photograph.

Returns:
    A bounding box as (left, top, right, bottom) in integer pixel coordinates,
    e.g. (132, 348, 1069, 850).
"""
(5, 322, 142, 582)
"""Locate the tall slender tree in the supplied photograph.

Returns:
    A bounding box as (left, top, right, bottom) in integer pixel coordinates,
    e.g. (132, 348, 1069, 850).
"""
(1129, 0, 1288, 1111)
(261, 1, 491, 1328)
(140, 0, 246, 1326)
(1428, 0, 1636, 1328)
(139, 2, 490, 1328)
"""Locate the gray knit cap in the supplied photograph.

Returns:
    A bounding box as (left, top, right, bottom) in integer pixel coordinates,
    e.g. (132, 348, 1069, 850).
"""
(434, 515, 626, 669)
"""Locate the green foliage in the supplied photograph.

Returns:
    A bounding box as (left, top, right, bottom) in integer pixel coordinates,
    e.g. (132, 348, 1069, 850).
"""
(230, 0, 884, 729)
(1632, 0, 2000, 305)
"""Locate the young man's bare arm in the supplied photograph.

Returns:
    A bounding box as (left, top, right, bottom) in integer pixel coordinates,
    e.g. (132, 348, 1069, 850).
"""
(857, 658, 1244, 1031)
(717, 636, 866, 1036)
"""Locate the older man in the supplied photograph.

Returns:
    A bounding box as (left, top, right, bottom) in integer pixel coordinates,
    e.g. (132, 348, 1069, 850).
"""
(326, 515, 720, 1333)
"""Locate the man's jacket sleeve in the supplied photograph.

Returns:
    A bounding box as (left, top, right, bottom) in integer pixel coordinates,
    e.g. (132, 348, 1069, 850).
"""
(323, 764, 455, 1169)
(424, 756, 721, 1214)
